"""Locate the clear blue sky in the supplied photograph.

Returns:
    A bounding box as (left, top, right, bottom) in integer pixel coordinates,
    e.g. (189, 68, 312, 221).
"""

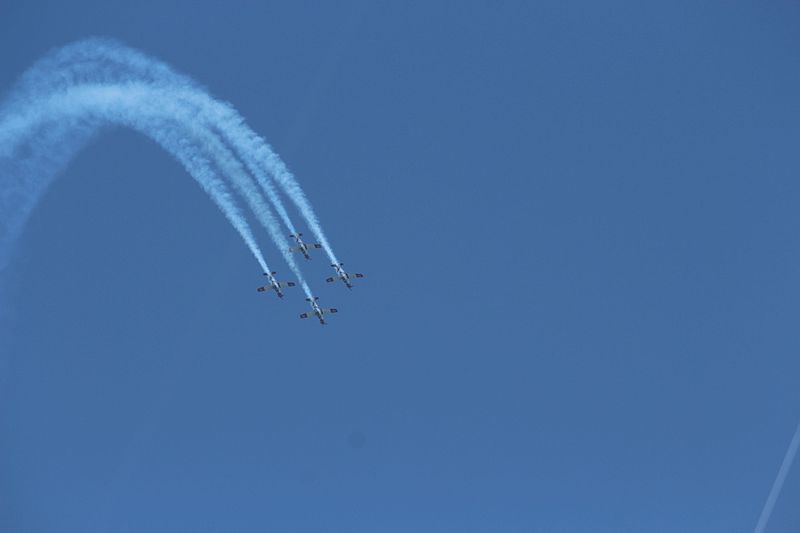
(2, 1, 800, 531)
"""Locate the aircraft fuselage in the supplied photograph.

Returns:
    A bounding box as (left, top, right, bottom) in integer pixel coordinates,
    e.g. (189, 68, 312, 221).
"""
(310, 302, 326, 324)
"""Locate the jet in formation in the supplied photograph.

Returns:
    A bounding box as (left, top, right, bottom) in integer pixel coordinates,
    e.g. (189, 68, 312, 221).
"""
(299, 296, 338, 325)
(289, 233, 322, 260)
(258, 234, 367, 324)
(257, 271, 296, 298)
(326, 262, 365, 290)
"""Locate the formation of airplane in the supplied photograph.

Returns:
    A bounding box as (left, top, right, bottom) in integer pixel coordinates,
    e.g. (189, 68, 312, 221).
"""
(258, 233, 366, 325)
(289, 232, 322, 260)
(256, 271, 296, 298)
(326, 262, 365, 290)
(299, 296, 338, 325)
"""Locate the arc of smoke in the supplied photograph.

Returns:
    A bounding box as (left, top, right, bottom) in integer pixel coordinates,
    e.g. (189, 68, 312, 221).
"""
(198, 92, 341, 267)
(2, 40, 303, 240)
(122, 88, 314, 296)
(0, 84, 279, 281)
(6, 38, 342, 267)
(753, 420, 800, 533)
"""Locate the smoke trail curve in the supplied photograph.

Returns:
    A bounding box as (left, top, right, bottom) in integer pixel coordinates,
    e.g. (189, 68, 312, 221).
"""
(0, 83, 274, 277)
(6, 38, 342, 268)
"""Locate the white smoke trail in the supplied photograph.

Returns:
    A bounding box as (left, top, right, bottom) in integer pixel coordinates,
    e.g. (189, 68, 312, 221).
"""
(8, 38, 342, 268)
(127, 89, 314, 296)
(753, 420, 800, 533)
(0, 83, 273, 276)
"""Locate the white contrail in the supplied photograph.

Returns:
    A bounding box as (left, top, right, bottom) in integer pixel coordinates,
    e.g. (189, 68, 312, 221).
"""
(753, 420, 800, 533)
(9, 38, 342, 268)
(0, 83, 273, 277)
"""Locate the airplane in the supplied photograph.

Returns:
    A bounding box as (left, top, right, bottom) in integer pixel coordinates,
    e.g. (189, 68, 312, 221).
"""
(289, 233, 322, 260)
(326, 262, 365, 290)
(299, 296, 338, 325)
(256, 271, 296, 298)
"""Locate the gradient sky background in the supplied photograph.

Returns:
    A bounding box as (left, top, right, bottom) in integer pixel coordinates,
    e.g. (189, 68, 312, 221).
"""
(1, 1, 800, 531)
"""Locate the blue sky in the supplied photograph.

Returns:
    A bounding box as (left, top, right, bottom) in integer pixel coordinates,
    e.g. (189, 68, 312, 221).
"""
(2, 1, 800, 531)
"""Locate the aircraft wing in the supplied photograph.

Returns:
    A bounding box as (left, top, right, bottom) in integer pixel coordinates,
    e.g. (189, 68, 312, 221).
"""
(319, 307, 338, 315)
(277, 281, 296, 288)
(299, 312, 309, 319)
(311, 243, 323, 249)
(257, 285, 271, 292)
(289, 246, 300, 252)
(325, 276, 338, 283)
(348, 273, 364, 279)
